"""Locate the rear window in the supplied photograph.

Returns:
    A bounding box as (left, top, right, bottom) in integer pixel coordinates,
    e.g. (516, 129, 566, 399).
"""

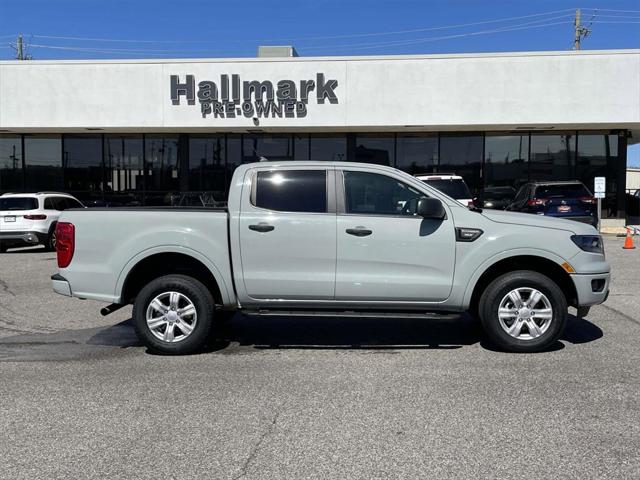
(484, 188, 516, 200)
(535, 184, 591, 199)
(422, 179, 472, 200)
(254, 170, 327, 213)
(0, 197, 38, 211)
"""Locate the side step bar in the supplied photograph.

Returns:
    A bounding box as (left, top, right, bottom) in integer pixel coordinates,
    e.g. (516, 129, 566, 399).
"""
(242, 309, 460, 320)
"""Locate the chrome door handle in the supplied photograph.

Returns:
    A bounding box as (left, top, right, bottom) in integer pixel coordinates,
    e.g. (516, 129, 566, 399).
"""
(346, 227, 372, 237)
(249, 223, 275, 233)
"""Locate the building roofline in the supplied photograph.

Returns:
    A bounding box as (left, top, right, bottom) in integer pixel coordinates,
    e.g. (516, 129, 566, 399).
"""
(1, 48, 639, 66)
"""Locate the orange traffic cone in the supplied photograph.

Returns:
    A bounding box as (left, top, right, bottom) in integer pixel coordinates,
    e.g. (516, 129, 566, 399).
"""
(623, 228, 636, 249)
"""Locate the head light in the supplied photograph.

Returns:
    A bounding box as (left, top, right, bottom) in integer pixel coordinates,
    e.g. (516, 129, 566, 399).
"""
(571, 235, 604, 255)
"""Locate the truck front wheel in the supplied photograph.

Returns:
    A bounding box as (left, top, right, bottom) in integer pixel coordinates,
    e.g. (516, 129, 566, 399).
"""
(132, 274, 215, 355)
(478, 270, 567, 353)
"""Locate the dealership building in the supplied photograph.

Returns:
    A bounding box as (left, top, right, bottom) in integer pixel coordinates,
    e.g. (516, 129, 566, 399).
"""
(0, 48, 639, 228)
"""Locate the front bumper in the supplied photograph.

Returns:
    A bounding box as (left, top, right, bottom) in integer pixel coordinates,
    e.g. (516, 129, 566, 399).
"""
(51, 273, 72, 297)
(571, 272, 610, 307)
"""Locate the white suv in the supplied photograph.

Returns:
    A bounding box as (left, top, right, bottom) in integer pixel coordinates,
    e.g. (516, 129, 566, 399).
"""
(0, 192, 84, 252)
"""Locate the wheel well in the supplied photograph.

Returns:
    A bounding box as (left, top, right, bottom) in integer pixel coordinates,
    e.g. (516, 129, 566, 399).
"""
(121, 253, 223, 305)
(469, 255, 577, 315)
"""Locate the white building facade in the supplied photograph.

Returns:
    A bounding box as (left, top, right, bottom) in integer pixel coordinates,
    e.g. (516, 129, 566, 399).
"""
(0, 49, 639, 221)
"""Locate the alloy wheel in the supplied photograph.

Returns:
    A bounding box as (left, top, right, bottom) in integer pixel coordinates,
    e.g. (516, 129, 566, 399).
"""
(145, 291, 198, 343)
(497, 287, 553, 340)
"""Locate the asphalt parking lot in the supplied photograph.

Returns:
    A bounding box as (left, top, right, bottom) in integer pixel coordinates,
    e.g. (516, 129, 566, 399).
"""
(1, 236, 639, 479)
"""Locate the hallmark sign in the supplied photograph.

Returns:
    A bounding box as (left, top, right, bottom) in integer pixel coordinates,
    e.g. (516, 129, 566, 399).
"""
(170, 74, 339, 119)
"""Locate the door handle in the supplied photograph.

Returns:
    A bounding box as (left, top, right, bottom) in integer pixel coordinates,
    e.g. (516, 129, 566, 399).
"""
(249, 223, 275, 233)
(346, 227, 372, 237)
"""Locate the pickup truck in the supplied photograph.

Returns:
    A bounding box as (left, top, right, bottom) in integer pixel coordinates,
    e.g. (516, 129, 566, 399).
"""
(51, 161, 610, 354)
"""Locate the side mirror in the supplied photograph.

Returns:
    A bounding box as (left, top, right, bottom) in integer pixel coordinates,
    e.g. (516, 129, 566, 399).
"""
(416, 197, 446, 219)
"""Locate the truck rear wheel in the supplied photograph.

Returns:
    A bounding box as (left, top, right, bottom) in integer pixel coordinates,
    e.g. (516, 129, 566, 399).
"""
(478, 270, 567, 353)
(132, 274, 215, 355)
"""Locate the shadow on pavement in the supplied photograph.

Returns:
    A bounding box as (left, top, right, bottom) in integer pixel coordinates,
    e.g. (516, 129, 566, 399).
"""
(87, 319, 142, 348)
(209, 313, 483, 352)
(0, 312, 604, 361)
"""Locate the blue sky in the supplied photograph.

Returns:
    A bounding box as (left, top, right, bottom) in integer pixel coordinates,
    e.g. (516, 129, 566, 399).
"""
(1, 0, 639, 164)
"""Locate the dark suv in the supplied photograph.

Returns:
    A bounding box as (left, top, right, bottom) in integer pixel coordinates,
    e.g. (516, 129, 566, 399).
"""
(506, 181, 597, 227)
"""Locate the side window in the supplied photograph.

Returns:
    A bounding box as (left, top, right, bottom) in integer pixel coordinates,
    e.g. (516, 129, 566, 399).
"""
(65, 198, 83, 209)
(44, 198, 55, 210)
(54, 197, 68, 210)
(254, 170, 327, 213)
(343, 171, 423, 216)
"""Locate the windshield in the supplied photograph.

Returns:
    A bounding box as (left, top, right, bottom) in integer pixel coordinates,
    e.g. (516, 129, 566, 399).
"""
(422, 179, 472, 200)
(0, 197, 38, 211)
(535, 184, 591, 199)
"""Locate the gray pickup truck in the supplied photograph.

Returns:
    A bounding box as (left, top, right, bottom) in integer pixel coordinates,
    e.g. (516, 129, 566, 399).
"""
(51, 162, 610, 354)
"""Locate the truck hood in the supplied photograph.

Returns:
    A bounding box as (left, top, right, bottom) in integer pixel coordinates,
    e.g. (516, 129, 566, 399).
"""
(481, 209, 597, 234)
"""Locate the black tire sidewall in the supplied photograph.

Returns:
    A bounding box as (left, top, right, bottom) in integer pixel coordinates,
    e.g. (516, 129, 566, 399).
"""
(133, 274, 215, 355)
(46, 223, 57, 252)
(480, 271, 567, 352)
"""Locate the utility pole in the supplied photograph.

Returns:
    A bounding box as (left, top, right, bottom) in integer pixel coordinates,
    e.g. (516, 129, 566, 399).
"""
(16, 34, 24, 60)
(573, 9, 591, 50)
(12, 34, 32, 60)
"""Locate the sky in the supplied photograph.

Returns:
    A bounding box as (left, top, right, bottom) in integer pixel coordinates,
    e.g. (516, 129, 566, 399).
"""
(1, 0, 639, 164)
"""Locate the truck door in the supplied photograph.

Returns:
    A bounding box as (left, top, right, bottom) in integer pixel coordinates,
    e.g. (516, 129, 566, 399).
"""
(239, 167, 337, 300)
(335, 169, 455, 302)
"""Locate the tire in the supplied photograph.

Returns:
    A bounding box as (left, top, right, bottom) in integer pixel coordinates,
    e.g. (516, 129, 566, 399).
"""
(0, 244, 7, 253)
(46, 226, 57, 252)
(132, 274, 215, 355)
(478, 270, 567, 353)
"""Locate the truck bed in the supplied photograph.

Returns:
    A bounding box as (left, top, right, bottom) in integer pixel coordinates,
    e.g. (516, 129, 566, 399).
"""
(57, 208, 234, 304)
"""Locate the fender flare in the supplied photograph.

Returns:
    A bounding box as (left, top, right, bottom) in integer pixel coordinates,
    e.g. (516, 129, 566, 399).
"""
(461, 247, 569, 308)
(113, 245, 233, 305)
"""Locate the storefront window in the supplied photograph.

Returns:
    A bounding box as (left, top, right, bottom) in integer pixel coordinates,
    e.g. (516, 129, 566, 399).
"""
(294, 134, 310, 160)
(145, 135, 179, 205)
(529, 134, 575, 181)
(104, 135, 144, 206)
(225, 135, 242, 196)
(0, 135, 23, 193)
(310, 134, 347, 161)
(576, 133, 622, 218)
(188, 135, 226, 203)
(242, 134, 293, 162)
(63, 135, 103, 203)
(24, 135, 62, 191)
(483, 135, 529, 207)
(354, 135, 394, 166)
(396, 134, 437, 175)
(439, 134, 483, 196)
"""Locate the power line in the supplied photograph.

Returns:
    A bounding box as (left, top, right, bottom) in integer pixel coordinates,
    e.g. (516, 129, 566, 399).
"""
(28, 43, 237, 54)
(582, 8, 640, 14)
(590, 20, 640, 24)
(299, 20, 572, 52)
(28, 19, 573, 57)
(27, 8, 576, 45)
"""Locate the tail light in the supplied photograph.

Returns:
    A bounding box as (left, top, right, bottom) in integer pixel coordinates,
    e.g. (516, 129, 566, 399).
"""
(23, 214, 47, 220)
(467, 200, 475, 207)
(56, 222, 75, 268)
(526, 198, 547, 206)
(580, 197, 596, 204)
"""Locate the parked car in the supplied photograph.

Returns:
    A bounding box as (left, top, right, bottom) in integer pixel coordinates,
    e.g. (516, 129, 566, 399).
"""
(0, 192, 84, 252)
(52, 162, 610, 355)
(414, 174, 474, 207)
(506, 181, 597, 227)
(481, 186, 516, 210)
